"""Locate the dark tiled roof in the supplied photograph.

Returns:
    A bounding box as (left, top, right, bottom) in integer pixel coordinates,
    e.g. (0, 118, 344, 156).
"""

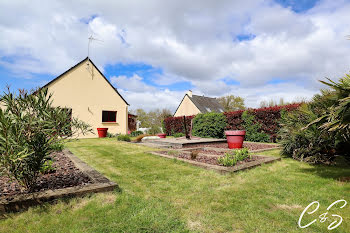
(189, 95, 224, 113)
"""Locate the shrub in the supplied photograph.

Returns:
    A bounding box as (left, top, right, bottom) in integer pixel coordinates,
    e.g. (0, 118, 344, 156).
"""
(279, 104, 337, 164)
(173, 132, 185, 138)
(130, 130, 143, 137)
(0, 88, 91, 191)
(40, 159, 55, 174)
(50, 142, 64, 152)
(147, 125, 161, 135)
(192, 112, 227, 138)
(163, 116, 194, 136)
(164, 104, 301, 140)
(106, 132, 116, 138)
(225, 104, 301, 142)
(217, 148, 250, 166)
(117, 134, 131, 142)
(241, 111, 270, 142)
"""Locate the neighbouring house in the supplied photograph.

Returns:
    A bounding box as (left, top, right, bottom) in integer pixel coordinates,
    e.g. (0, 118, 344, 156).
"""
(174, 90, 224, 117)
(42, 57, 129, 138)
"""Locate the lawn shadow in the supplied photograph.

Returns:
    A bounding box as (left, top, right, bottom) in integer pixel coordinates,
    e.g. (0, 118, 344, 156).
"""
(298, 158, 350, 181)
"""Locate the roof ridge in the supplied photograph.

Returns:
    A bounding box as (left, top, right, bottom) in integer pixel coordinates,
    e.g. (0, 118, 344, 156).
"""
(41, 57, 129, 106)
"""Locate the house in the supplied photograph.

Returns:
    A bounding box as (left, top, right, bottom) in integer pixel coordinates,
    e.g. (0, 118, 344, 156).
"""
(174, 90, 224, 117)
(42, 57, 129, 138)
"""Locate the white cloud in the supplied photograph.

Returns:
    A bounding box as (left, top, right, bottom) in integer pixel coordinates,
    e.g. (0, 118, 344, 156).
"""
(1, 0, 350, 110)
(111, 74, 156, 92)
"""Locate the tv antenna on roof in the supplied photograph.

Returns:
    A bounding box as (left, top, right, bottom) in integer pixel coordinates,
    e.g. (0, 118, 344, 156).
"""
(86, 34, 103, 78)
(87, 35, 103, 59)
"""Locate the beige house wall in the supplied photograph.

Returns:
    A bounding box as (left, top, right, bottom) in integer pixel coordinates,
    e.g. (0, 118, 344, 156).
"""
(46, 60, 128, 138)
(174, 95, 201, 117)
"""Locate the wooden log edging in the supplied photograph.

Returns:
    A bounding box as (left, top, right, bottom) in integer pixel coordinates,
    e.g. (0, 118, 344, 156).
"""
(150, 151, 281, 174)
(0, 149, 118, 214)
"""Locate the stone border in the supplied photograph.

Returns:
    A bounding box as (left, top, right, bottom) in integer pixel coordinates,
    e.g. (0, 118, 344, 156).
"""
(180, 145, 280, 154)
(150, 151, 281, 174)
(0, 149, 118, 214)
(141, 138, 227, 149)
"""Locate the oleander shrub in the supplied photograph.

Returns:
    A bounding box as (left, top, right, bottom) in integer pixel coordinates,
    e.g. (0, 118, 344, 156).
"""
(192, 112, 227, 138)
(217, 148, 250, 166)
(241, 111, 270, 142)
(117, 134, 131, 142)
(130, 130, 143, 137)
(0, 88, 91, 191)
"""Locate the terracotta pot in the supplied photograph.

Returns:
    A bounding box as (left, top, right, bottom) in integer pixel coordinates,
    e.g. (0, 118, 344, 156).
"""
(97, 128, 108, 138)
(157, 133, 166, 138)
(225, 130, 246, 149)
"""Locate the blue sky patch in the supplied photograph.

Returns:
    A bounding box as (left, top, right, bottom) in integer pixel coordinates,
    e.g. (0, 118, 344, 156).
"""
(236, 34, 256, 42)
(274, 0, 320, 13)
(105, 62, 192, 91)
(80, 14, 98, 24)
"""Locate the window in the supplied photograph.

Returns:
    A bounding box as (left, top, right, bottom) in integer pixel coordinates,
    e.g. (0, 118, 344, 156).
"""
(102, 111, 117, 122)
(205, 107, 212, 112)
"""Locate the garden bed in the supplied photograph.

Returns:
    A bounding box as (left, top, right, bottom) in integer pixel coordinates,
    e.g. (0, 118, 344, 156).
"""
(158, 150, 263, 166)
(183, 141, 279, 151)
(151, 149, 281, 173)
(0, 151, 91, 198)
(0, 150, 117, 213)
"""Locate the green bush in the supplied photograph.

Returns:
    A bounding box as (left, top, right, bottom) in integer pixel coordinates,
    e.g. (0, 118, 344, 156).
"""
(173, 132, 185, 138)
(130, 130, 143, 137)
(241, 111, 270, 142)
(50, 143, 64, 152)
(279, 104, 337, 164)
(106, 132, 116, 138)
(0, 88, 91, 191)
(192, 112, 227, 138)
(117, 134, 131, 142)
(217, 148, 250, 166)
(279, 74, 350, 164)
(147, 125, 161, 135)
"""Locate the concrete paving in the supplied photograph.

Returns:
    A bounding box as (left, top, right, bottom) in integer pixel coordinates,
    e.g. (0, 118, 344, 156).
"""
(140, 137, 226, 148)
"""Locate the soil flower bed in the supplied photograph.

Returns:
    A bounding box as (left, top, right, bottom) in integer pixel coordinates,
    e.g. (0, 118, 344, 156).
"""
(158, 151, 263, 166)
(0, 151, 91, 199)
(0, 149, 117, 213)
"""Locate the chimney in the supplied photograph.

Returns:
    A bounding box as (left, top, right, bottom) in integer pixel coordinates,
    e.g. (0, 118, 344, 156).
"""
(187, 90, 192, 97)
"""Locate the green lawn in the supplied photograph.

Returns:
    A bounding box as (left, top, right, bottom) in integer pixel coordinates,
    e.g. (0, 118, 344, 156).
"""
(1, 138, 349, 232)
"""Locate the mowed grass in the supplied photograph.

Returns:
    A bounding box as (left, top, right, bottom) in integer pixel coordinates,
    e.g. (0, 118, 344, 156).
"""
(1, 138, 349, 232)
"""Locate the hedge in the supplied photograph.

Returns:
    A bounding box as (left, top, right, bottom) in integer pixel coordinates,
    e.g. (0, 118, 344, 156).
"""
(163, 115, 194, 136)
(164, 103, 301, 141)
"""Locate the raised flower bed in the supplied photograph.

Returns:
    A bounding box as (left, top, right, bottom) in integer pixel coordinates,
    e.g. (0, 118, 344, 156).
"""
(0, 149, 117, 213)
(151, 147, 280, 174)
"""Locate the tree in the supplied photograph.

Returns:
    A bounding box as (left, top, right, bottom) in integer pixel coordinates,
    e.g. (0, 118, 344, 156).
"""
(133, 108, 172, 129)
(0, 88, 91, 190)
(217, 95, 245, 112)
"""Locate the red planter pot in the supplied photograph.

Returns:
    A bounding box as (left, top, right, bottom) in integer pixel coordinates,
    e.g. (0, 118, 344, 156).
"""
(225, 130, 246, 149)
(97, 128, 108, 138)
(157, 133, 166, 138)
